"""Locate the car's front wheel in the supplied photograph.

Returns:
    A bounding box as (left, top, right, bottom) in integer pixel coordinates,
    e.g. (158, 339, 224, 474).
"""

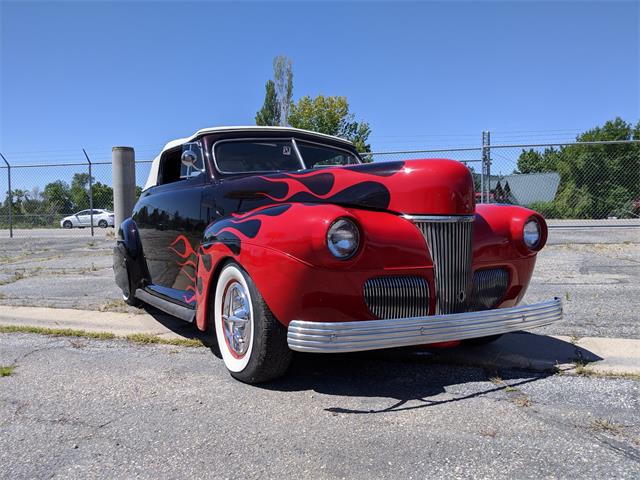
(62, 220, 73, 229)
(212, 261, 291, 384)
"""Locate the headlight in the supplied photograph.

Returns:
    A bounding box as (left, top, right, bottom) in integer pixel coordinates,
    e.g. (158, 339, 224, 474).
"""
(523, 218, 541, 249)
(327, 218, 360, 259)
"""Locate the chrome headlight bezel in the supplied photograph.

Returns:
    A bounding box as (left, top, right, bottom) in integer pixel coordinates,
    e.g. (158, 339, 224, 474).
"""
(523, 218, 541, 249)
(326, 218, 360, 260)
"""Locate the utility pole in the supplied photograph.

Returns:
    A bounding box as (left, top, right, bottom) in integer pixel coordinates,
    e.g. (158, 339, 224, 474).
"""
(482, 131, 491, 203)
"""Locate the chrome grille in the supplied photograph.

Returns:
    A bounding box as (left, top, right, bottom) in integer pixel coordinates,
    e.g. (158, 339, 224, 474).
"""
(470, 268, 509, 311)
(363, 276, 429, 319)
(410, 215, 474, 314)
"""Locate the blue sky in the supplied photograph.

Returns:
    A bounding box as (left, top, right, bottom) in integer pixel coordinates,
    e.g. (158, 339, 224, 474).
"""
(1, 0, 638, 166)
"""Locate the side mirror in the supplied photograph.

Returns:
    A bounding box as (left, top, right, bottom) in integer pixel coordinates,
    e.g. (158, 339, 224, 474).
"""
(181, 150, 199, 169)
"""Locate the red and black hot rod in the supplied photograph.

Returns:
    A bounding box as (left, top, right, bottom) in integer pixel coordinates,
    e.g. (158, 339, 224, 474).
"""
(114, 126, 562, 383)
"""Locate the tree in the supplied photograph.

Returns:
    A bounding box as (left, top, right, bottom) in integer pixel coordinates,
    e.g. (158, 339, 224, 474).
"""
(255, 80, 279, 126)
(70, 173, 91, 210)
(43, 180, 73, 214)
(288, 95, 372, 153)
(273, 55, 293, 126)
(515, 117, 640, 218)
(92, 182, 113, 210)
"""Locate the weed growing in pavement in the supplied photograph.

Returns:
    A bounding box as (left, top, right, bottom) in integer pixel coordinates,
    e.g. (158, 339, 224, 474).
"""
(590, 418, 624, 435)
(512, 395, 532, 408)
(0, 365, 16, 377)
(0, 325, 116, 340)
(0, 325, 204, 348)
(125, 333, 203, 348)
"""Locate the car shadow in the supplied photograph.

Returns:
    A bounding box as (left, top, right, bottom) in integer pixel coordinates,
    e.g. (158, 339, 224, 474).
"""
(139, 305, 216, 344)
(259, 333, 602, 415)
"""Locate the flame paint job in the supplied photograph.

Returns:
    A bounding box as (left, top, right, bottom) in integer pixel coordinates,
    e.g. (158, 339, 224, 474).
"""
(124, 155, 547, 336)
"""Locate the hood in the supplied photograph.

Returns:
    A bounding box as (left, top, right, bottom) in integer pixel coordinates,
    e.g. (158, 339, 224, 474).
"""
(215, 159, 475, 216)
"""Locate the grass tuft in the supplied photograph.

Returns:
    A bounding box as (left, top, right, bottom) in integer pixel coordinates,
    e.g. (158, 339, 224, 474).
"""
(0, 365, 16, 377)
(590, 418, 624, 435)
(0, 325, 116, 339)
(125, 333, 203, 348)
(0, 324, 204, 348)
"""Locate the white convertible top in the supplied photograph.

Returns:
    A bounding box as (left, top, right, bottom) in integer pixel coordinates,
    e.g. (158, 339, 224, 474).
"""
(143, 126, 354, 190)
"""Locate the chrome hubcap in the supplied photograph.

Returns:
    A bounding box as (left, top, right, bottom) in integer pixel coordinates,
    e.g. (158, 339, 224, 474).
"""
(222, 281, 252, 357)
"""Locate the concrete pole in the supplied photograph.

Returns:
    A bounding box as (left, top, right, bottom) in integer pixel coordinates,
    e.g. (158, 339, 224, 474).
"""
(112, 146, 136, 232)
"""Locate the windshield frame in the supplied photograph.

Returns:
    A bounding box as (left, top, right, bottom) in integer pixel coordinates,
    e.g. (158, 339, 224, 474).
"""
(211, 136, 361, 176)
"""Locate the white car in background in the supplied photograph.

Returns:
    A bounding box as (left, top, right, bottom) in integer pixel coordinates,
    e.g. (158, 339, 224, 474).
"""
(60, 209, 114, 228)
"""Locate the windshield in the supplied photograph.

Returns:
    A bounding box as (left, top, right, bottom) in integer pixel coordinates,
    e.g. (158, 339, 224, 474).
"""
(213, 138, 360, 174)
(295, 141, 360, 168)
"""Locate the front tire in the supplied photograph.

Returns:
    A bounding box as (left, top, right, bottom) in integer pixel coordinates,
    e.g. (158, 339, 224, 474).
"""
(63, 220, 72, 229)
(213, 261, 291, 384)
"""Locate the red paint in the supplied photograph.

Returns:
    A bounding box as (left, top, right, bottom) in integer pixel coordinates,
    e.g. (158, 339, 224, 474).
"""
(184, 159, 548, 342)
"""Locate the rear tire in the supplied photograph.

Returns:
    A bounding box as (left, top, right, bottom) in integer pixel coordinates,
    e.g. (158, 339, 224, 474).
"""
(98, 220, 108, 228)
(63, 220, 72, 229)
(214, 261, 291, 384)
(121, 260, 141, 307)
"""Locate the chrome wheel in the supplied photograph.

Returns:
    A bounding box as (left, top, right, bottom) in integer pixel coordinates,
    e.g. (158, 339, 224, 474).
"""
(221, 281, 252, 358)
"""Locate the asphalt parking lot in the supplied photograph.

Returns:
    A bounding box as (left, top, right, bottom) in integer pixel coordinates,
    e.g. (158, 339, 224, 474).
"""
(1, 226, 638, 338)
(0, 226, 639, 478)
(2, 334, 639, 479)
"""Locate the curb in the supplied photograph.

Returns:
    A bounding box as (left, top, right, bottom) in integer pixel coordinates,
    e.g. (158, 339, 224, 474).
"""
(1, 306, 639, 377)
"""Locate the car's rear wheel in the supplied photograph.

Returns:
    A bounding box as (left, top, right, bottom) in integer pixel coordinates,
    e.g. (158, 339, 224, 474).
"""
(98, 219, 108, 228)
(120, 260, 141, 307)
(213, 261, 291, 384)
(62, 220, 73, 229)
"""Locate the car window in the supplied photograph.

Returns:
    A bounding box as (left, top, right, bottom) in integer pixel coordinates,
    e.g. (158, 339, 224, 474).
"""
(77, 210, 89, 215)
(214, 140, 302, 174)
(296, 141, 360, 168)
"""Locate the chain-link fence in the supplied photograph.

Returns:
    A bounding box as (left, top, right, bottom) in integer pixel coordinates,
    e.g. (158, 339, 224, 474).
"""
(368, 140, 640, 223)
(0, 155, 152, 237)
(1, 139, 638, 238)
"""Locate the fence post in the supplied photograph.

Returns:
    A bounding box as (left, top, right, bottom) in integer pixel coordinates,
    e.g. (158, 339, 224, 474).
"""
(482, 131, 491, 203)
(0, 153, 12, 238)
(112, 146, 136, 232)
(83, 149, 94, 236)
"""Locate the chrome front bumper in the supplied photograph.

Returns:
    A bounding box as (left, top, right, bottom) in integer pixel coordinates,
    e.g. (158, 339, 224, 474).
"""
(287, 298, 562, 353)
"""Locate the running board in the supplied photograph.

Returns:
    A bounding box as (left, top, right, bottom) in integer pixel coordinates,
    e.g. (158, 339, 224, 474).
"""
(134, 288, 195, 323)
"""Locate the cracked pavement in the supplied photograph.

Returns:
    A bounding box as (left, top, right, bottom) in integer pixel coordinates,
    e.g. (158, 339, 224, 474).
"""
(1, 333, 639, 479)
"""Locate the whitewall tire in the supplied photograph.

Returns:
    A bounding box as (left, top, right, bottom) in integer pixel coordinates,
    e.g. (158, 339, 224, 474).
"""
(212, 261, 292, 383)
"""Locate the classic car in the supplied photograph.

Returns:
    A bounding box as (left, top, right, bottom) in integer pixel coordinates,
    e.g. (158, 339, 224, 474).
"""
(113, 126, 562, 383)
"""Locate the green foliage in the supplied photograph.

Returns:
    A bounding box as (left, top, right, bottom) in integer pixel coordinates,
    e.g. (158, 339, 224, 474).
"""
(255, 80, 279, 126)
(256, 56, 372, 157)
(92, 182, 114, 210)
(70, 173, 91, 210)
(288, 95, 372, 154)
(516, 117, 640, 219)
